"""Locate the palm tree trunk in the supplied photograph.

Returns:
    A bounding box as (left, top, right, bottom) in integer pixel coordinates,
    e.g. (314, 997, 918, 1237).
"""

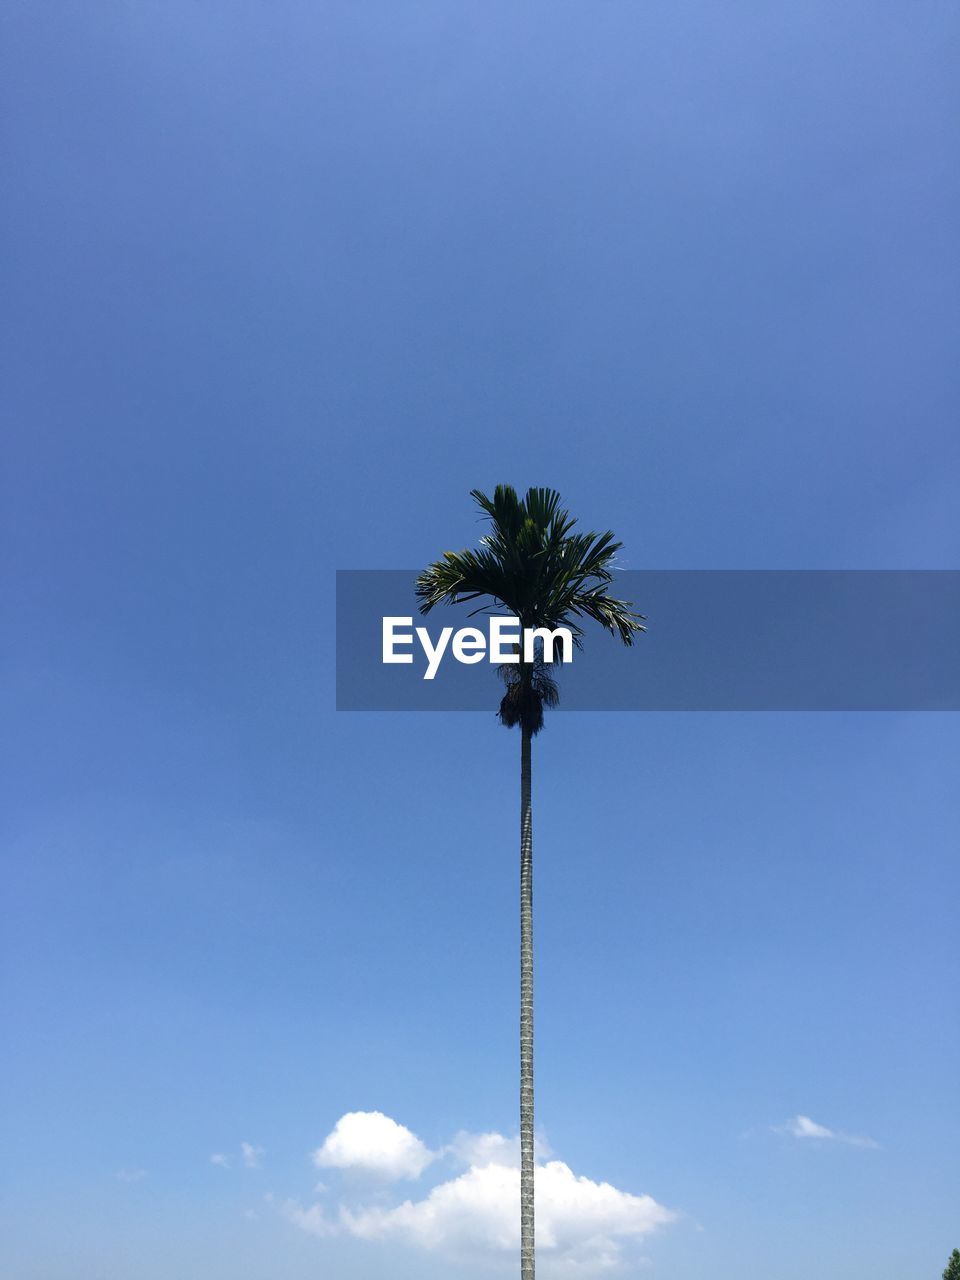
(520, 725, 535, 1280)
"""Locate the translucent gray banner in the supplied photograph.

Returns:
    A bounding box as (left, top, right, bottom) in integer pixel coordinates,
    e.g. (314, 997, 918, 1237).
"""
(336, 571, 960, 711)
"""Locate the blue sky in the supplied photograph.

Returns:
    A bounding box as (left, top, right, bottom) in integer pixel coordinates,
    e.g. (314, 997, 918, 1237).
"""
(2, 3, 958, 1278)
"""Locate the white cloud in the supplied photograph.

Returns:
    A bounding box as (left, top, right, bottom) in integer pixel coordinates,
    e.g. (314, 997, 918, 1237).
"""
(210, 1153, 231, 1168)
(241, 1142, 264, 1169)
(787, 1115, 834, 1140)
(775, 1114, 880, 1149)
(447, 1129, 517, 1168)
(446, 1129, 552, 1168)
(116, 1168, 147, 1183)
(290, 1114, 676, 1275)
(313, 1110, 435, 1180)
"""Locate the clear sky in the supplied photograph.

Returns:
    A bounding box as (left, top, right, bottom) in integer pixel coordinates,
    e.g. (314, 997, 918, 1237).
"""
(2, 3, 958, 1278)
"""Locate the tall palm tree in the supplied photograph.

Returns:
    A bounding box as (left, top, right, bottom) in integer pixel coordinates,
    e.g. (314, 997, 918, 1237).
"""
(416, 485, 643, 1280)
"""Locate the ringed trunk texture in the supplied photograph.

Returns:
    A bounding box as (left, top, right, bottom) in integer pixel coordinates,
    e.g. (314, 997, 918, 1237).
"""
(520, 726, 535, 1279)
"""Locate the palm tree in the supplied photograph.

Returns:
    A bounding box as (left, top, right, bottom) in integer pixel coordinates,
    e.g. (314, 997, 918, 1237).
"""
(416, 485, 643, 1280)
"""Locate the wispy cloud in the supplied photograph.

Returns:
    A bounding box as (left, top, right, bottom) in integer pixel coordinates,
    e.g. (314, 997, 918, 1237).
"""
(211, 1143, 266, 1170)
(241, 1142, 264, 1169)
(289, 1111, 677, 1275)
(773, 1114, 880, 1149)
(116, 1168, 147, 1183)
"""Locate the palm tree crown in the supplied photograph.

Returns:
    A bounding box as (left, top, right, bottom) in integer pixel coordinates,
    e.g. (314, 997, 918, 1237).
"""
(416, 484, 644, 732)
